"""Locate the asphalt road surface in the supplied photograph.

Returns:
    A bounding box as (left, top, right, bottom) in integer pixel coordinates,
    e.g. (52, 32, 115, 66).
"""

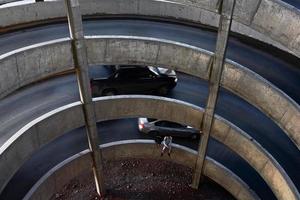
(281, 0, 300, 8)
(0, 19, 299, 199)
(0, 19, 299, 104)
(2, 0, 300, 11)
(0, 71, 298, 200)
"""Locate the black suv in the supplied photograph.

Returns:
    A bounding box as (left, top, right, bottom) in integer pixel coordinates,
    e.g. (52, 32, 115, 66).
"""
(90, 65, 177, 96)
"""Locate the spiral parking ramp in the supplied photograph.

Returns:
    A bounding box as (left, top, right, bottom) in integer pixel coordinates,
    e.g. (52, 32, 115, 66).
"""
(0, 0, 299, 199)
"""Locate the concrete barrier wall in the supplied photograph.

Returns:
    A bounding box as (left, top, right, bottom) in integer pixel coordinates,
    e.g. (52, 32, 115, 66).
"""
(0, 1, 65, 26)
(0, 102, 84, 194)
(222, 60, 300, 149)
(86, 36, 211, 81)
(0, 0, 298, 57)
(24, 149, 92, 200)
(251, 0, 300, 58)
(0, 0, 20, 5)
(86, 36, 300, 149)
(0, 36, 298, 149)
(23, 141, 259, 200)
(0, 96, 298, 200)
(0, 38, 73, 98)
(92, 96, 300, 200)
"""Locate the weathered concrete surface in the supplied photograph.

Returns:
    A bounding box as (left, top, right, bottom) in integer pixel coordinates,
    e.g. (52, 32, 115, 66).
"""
(24, 149, 92, 200)
(251, 0, 300, 58)
(0, 102, 84, 194)
(83, 0, 300, 57)
(0, 37, 298, 148)
(192, 0, 235, 188)
(0, 96, 298, 199)
(0, 1, 65, 27)
(23, 140, 259, 200)
(86, 36, 300, 149)
(0, 38, 73, 99)
(221, 60, 300, 149)
(65, 0, 105, 195)
(0, 0, 298, 57)
(94, 96, 203, 126)
(94, 96, 300, 200)
(0, 0, 21, 5)
(86, 36, 211, 80)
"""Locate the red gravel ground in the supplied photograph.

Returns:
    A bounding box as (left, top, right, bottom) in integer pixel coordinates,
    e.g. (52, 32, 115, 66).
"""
(52, 158, 235, 200)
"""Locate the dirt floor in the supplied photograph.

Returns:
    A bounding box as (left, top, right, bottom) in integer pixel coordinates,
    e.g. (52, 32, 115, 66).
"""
(52, 158, 235, 200)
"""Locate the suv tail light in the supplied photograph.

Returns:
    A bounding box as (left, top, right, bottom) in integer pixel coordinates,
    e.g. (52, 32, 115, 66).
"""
(139, 123, 144, 130)
(139, 124, 144, 130)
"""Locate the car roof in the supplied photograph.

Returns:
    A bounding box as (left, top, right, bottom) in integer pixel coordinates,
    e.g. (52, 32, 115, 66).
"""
(116, 65, 147, 69)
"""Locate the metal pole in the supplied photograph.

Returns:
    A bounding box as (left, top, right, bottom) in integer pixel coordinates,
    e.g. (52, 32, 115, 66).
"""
(64, 0, 105, 196)
(191, 0, 235, 189)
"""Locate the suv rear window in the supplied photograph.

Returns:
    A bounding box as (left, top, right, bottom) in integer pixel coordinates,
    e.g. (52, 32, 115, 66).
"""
(148, 118, 157, 122)
(155, 121, 183, 128)
(117, 67, 156, 79)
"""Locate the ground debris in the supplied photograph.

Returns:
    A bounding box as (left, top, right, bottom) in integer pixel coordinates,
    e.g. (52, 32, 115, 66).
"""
(51, 159, 235, 200)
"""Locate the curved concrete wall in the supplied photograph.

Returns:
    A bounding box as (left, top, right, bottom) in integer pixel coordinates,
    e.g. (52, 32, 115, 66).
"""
(0, 38, 73, 98)
(86, 36, 300, 149)
(0, 0, 299, 57)
(168, 0, 300, 58)
(23, 140, 259, 200)
(0, 36, 298, 149)
(0, 96, 298, 200)
(0, 0, 19, 5)
(93, 96, 300, 200)
(0, 102, 84, 194)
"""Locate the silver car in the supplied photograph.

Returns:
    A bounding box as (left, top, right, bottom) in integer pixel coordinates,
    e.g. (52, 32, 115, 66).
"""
(138, 118, 199, 139)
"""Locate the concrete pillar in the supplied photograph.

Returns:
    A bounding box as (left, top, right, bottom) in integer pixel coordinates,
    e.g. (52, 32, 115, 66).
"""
(191, 0, 235, 189)
(64, 0, 105, 197)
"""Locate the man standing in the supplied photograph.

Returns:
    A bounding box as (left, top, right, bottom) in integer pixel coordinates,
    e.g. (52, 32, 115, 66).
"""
(161, 136, 172, 157)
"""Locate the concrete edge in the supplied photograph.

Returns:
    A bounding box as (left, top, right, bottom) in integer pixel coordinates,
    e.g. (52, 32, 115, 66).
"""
(0, 0, 25, 6)
(86, 35, 214, 55)
(1, 36, 298, 149)
(225, 58, 299, 110)
(214, 114, 300, 200)
(0, 101, 81, 155)
(87, 36, 300, 149)
(92, 96, 300, 200)
(0, 101, 85, 194)
(0, 38, 70, 60)
(0, 96, 298, 199)
(0, 38, 74, 99)
(0, 0, 298, 58)
(23, 140, 260, 200)
(271, 0, 300, 12)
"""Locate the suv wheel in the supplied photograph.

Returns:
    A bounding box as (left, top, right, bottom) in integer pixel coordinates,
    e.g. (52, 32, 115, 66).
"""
(102, 89, 116, 96)
(91, 85, 100, 97)
(149, 131, 160, 137)
(158, 86, 169, 95)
